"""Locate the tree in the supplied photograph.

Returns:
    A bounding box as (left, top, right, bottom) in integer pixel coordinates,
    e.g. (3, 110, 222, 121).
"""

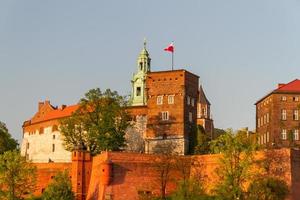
(152, 141, 177, 200)
(0, 150, 36, 200)
(210, 129, 257, 200)
(171, 179, 205, 200)
(60, 88, 130, 155)
(0, 121, 18, 154)
(247, 177, 289, 200)
(124, 116, 145, 153)
(41, 170, 75, 200)
(189, 125, 211, 155)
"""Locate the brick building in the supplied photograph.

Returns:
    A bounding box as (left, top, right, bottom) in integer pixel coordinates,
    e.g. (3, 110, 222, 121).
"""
(255, 79, 300, 147)
(21, 41, 214, 161)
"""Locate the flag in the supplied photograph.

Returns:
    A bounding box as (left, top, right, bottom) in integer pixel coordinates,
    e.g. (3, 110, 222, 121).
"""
(164, 43, 174, 53)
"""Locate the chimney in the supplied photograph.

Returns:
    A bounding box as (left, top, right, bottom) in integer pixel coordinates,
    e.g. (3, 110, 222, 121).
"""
(61, 105, 67, 110)
(278, 83, 285, 88)
(38, 102, 44, 111)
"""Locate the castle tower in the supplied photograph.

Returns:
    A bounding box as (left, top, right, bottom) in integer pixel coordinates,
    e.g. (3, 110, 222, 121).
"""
(130, 39, 151, 106)
(71, 144, 91, 200)
(197, 85, 214, 138)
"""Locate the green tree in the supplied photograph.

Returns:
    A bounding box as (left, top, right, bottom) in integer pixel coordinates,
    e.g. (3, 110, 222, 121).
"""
(41, 170, 74, 200)
(0, 150, 36, 200)
(210, 129, 257, 200)
(189, 125, 211, 155)
(0, 122, 18, 154)
(60, 88, 130, 155)
(171, 179, 205, 200)
(247, 177, 289, 200)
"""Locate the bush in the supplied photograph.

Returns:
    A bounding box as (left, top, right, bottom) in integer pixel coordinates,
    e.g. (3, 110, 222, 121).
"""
(247, 177, 289, 200)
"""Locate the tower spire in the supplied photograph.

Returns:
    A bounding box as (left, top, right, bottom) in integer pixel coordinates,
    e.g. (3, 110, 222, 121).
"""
(143, 38, 147, 49)
(130, 40, 151, 106)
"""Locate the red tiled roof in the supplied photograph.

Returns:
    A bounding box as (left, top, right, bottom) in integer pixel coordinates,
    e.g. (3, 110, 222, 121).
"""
(31, 104, 79, 124)
(255, 79, 300, 105)
(275, 79, 300, 92)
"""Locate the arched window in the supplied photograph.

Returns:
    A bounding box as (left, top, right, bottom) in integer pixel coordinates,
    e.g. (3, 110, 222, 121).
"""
(140, 62, 143, 70)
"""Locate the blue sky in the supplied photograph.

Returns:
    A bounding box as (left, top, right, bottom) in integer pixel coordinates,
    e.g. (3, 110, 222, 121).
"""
(1, 1, 300, 141)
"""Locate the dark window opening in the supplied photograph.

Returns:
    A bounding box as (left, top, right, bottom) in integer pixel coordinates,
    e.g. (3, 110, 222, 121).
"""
(52, 144, 55, 152)
(136, 87, 141, 96)
(140, 62, 143, 70)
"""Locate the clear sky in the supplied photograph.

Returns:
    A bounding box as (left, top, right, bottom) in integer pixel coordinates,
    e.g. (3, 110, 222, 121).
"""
(1, 0, 300, 141)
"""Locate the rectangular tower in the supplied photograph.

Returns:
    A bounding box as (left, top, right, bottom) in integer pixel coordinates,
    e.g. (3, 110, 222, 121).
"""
(145, 70, 199, 155)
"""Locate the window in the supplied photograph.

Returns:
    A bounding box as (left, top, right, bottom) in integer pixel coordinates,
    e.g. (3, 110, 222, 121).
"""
(189, 112, 193, 122)
(263, 115, 266, 124)
(161, 111, 169, 121)
(52, 125, 58, 132)
(266, 113, 269, 123)
(281, 129, 287, 140)
(139, 62, 143, 70)
(281, 96, 287, 101)
(260, 135, 264, 144)
(191, 98, 195, 107)
(187, 96, 190, 105)
(294, 129, 299, 140)
(197, 104, 201, 118)
(157, 96, 163, 105)
(267, 132, 269, 143)
(294, 110, 299, 120)
(168, 95, 174, 104)
(136, 87, 141, 96)
(293, 96, 299, 102)
(53, 135, 55, 139)
(258, 118, 260, 128)
(52, 144, 55, 152)
(281, 109, 287, 120)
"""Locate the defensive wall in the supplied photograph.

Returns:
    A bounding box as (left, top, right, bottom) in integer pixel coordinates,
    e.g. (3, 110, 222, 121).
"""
(32, 148, 300, 200)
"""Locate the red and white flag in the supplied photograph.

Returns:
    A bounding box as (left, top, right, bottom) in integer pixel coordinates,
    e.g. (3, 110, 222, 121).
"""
(164, 43, 174, 53)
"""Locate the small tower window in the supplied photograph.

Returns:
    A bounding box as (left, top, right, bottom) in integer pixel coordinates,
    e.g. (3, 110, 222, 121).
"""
(136, 87, 141, 96)
(168, 95, 174, 104)
(52, 144, 55, 152)
(140, 62, 143, 70)
(157, 96, 163, 105)
(161, 111, 169, 121)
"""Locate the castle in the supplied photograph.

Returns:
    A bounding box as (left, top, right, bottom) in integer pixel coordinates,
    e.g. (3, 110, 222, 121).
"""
(21, 41, 214, 162)
(19, 43, 300, 200)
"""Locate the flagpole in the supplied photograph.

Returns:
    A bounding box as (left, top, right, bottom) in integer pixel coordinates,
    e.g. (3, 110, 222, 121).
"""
(172, 52, 174, 71)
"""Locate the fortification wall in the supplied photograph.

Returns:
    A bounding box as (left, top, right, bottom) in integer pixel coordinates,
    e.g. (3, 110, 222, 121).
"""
(32, 148, 300, 200)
